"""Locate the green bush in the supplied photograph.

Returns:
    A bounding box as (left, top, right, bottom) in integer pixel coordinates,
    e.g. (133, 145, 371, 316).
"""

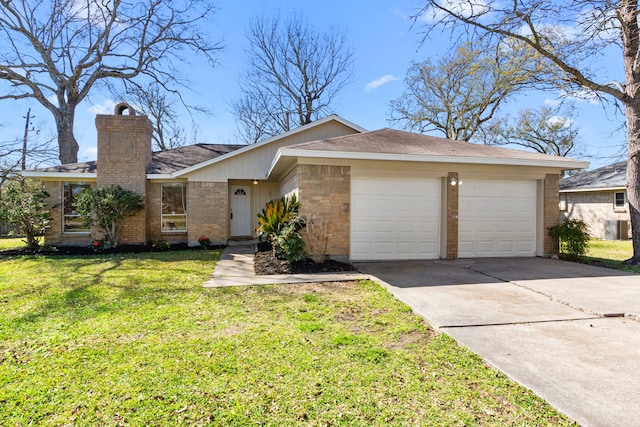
(256, 194, 299, 241)
(74, 185, 144, 248)
(274, 221, 305, 262)
(0, 178, 51, 248)
(548, 219, 590, 260)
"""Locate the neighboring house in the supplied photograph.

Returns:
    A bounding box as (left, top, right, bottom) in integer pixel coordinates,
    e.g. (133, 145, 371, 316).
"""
(24, 103, 588, 261)
(560, 161, 631, 240)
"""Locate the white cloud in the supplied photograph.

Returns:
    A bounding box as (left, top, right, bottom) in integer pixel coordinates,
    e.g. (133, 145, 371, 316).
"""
(83, 146, 98, 158)
(88, 99, 118, 115)
(365, 75, 400, 93)
(544, 98, 561, 107)
(548, 115, 573, 128)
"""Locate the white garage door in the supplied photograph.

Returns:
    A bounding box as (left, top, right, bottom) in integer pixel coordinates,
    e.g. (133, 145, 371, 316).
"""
(351, 176, 441, 260)
(459, 180, 536, 257)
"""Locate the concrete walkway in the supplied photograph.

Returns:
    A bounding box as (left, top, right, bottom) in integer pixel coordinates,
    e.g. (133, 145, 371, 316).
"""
(203, 245, 368, 287)
(356, 258, 640, 427)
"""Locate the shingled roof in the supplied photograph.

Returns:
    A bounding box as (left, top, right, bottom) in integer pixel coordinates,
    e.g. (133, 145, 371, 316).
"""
(37, 143, 245, 175)
(283, 128, 586, 166)
(560, 161, 626, 191)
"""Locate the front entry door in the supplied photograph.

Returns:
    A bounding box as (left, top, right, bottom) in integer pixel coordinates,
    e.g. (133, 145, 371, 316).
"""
(230, 185, 251, 236)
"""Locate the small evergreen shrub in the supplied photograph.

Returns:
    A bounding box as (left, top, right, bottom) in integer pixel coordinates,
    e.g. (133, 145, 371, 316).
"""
(152, 239, 170, 251)
(548, 219, 590, 260)
(274, 222, 305, 262)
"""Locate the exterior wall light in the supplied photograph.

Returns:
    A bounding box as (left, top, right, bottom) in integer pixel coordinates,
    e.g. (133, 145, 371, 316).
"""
(450, 177, 462, 186)
(252, 179, 259, 185)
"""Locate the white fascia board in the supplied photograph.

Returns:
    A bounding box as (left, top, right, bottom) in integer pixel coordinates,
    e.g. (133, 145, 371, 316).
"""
(277, 148, 590, 170)
(560, 186, 626, 193)
(21, 172, 97, 180)
(147, 174, 177, 180)
(173, 115, 367, 177)
(267, 150, 285, 178)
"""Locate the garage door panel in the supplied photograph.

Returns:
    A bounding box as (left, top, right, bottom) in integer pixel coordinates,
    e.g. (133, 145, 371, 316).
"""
(351, 176, 441, 261)
(459, 180, 536, 258)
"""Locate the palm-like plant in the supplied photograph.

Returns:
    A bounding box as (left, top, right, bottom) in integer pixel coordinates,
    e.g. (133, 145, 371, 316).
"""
(256, 194, 299, 241)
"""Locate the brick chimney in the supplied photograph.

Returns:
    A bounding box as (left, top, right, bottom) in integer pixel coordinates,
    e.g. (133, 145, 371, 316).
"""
(95, 102, 153, 245)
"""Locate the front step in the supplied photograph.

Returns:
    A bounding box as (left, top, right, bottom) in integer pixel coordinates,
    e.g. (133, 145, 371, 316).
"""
(227, 238, 259, 246)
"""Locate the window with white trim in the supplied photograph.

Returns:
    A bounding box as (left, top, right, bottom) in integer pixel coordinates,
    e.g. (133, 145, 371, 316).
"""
(162, 183, 187, 232)
(614, 191, 626, 210)
(63, 182, 91, 233)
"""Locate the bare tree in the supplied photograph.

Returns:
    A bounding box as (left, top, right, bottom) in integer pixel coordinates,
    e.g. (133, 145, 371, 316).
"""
(0, 119, 57, 189)
(233, 14, 354, 144)
(112, 82, 207, 151)
(0, 0, 221, 164)
(415, 0, 640, 262)
(390, 40, 547, 141)
(482, 104, 581, 158)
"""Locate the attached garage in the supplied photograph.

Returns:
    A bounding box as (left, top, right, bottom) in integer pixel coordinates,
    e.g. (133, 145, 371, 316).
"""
(350, 173, 441, 261)
(268, 127, 589, 261)
(459, 180, 537, 257)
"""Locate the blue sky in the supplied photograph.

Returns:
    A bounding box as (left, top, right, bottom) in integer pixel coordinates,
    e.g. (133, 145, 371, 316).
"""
(0, 0, 629, 169)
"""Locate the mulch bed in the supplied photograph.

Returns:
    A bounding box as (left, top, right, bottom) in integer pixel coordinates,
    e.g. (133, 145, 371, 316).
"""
(0, 243, 223, 258)
(254, 242, 356, 275)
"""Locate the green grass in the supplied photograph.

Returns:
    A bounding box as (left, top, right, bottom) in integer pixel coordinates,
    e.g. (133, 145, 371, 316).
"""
(0, 250, 575, 426)
(584, 239, 640, 273)
(0, 237, 25, 250)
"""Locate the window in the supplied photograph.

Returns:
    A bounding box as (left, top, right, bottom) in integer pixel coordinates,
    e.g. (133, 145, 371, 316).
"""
(63, 182, 91, 233)
(162, 183, 187, 232)
(614, 192, 626, 210)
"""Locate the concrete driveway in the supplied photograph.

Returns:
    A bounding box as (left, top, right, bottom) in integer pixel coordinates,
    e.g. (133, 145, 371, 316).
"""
(355, 257, 640, 427)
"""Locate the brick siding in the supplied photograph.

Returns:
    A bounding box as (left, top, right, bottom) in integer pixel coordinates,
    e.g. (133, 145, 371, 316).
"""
(544, 174, 560, 255)
(94, 111, 153, 245)
(446, 172, 459, 259)
(295, 165, 350, 261)
(187, 181, 229, 245)
(562, 189, 631, 239)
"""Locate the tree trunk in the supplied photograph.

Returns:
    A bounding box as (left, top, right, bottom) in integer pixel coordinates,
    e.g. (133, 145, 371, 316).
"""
(621, 0, 640, 263)
(55, 106, 80, 164)
(625, 101, 640, 262)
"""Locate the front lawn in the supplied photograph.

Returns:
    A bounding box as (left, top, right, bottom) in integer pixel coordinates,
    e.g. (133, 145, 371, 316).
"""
(584, 238, 639, 273)
(0, 236, 25, 250)
(0, 251, 574, 425)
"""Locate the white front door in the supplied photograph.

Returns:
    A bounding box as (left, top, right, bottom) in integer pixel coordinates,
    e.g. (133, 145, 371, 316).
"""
(230, 185, 251, 237)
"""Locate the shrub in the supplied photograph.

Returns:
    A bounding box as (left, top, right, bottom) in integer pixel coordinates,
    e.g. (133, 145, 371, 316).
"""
(274, 221, 305, 262)
(74, 185, 144, 248)
(301, 213, 332, 264)
(198, 235, 212, 249)
(90, 239, 106, 253)
(256, 194, 299, 241)
(548, 219, 590, 260)
(0, 178, 51, 248)
(152, 239, 170, 251)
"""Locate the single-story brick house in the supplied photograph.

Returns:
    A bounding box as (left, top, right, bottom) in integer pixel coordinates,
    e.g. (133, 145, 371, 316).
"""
(24, 103, 588, 261)
(560, 161, 631, 240)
